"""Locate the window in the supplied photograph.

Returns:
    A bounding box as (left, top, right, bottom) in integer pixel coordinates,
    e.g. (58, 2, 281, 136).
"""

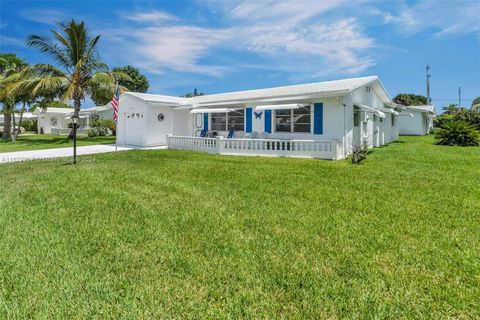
(210, 113, 226, 131)
(275, 105, 311, 133)
(227, 109, 244, 131)
(391, 115, 395, 126)
(373, 114, 378, 122)
(50, 117, 58, 127)
(210, 109, 244, 131)
(354, 107, 360, 127)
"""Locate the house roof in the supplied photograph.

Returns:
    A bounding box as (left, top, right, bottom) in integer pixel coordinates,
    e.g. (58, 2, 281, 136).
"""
(33, 107, 75, 115)
(191, 76, 390, 106)
(122, 76, 392, 108)
(80, 103, 113, 114)
(405, 105, 436, 114)
(123, 92, 190, 105)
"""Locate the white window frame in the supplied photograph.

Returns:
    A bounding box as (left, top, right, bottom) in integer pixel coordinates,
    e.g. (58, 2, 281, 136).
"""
(210, 109, 245, 131)
(274, 105, 312, 133)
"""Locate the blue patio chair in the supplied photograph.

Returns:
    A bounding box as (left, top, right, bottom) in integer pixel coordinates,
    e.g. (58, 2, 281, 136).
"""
(199, 128, 208, 137)
(227, 128, 235, 138)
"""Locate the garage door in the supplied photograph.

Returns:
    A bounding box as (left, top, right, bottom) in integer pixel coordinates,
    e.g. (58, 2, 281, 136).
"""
(125, 112, 145, 146)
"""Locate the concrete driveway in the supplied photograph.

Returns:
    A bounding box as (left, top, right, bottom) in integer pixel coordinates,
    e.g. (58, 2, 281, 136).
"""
(0, 144, 166, 164)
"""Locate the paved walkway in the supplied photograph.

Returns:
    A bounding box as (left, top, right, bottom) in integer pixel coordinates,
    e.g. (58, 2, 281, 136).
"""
(0, 144, 166, 164)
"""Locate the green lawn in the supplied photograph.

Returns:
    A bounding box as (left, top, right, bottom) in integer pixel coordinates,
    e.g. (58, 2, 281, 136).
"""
(0, 136, 478, 318)
(0, 134, 116, 153)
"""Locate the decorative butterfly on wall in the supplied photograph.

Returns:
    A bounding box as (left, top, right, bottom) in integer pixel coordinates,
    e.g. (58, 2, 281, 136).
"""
(254, 111, 263, 119)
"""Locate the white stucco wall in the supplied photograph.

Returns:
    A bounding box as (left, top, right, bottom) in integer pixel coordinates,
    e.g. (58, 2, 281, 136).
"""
(398, 110, 430, 135)
(145, 104, 175, 146)
(37, 114, 69, 134)
(116, 94, 148, 146)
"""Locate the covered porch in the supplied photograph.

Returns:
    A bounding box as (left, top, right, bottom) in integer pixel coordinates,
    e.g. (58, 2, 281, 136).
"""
(167, 135, 342, 160)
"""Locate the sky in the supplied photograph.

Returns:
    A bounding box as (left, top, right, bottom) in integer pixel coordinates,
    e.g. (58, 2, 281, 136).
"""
(1, 0, 479, 112)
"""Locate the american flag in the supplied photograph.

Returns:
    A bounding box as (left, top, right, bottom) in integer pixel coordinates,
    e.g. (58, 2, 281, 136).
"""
(112, 81, 119, 122)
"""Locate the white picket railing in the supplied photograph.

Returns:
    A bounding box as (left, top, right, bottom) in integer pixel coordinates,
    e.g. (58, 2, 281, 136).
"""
(51, 127, 89, 136)
(167, 135, 340, 159)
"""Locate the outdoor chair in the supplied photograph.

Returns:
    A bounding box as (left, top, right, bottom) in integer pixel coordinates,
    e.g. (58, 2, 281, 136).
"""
(199, 128, 208, 137)
(227, 129, 235, 138)
(207, 131, 218, 138)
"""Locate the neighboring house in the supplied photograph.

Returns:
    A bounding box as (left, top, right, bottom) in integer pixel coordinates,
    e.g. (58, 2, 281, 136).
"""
(0, 112, 37, 133)
(80, 103, 115, 125)
(33, 103, 114, 135)
(33, 107, 75, 134)
(117, 75, 400, 160)
(398, 105, 435, 136)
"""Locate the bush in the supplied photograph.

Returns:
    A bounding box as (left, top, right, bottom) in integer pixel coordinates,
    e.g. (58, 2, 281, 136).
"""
(351, 139, 369, 164)
(434, 120, 480, 146)
(92, 119, 115, 136)
(87, 126, 110, 137)
(20, 119, 37, 132)
(88, 128, 99, 137)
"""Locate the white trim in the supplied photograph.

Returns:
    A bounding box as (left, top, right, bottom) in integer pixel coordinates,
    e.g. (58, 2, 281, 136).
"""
(255, 104, 301, 111)
(356, 104, 386, 118)
(191, 108, 238, 114)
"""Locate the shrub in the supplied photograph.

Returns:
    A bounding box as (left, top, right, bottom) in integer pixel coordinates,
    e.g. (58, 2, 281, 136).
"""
(87, 128, 100, 137)
(20, 119, 37, 132)
(92, 119, 115, 135)
(351, 139, 369, 164)
(434, 120, 480, 146)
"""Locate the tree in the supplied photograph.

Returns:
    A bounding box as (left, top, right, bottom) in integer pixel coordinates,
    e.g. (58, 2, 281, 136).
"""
(9, 20, 129, 124)
(182, 88, 204, 98)
(442, 104, 458, 115)
(0, 53, 28, 140)
(392, 93, 428, 106)
(112, 66, 149, 93)
(472, 97, 480, 107)
(90, 65, 147, 106)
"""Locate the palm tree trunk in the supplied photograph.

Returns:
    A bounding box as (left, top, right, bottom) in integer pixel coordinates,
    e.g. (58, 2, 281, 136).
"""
(2, 101, 13, 141)
(13, 102, 26, 141)
(11, 111, 17, 141)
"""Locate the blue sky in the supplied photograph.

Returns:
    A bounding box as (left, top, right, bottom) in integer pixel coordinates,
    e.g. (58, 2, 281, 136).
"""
(1, 0, 479, 112)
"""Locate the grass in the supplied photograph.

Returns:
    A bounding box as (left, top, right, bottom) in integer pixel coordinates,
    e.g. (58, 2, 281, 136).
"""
(0, 136, 478, 318)
(0, 134, 116, 153)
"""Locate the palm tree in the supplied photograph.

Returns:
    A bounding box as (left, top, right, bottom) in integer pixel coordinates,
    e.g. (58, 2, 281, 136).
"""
(10, 20, 128, 121)
(0, 54, 28, 140)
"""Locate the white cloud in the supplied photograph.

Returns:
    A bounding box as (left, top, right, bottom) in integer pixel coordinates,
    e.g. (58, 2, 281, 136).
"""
(0, 35, 25, 47)
(106, 2, 376, 78)
(122, 10, 178, 23)
(20, 9, 69, 25)
(231, 0, 347, 25)
(102, 24, 234, 76)
(373, 0, 480, 38)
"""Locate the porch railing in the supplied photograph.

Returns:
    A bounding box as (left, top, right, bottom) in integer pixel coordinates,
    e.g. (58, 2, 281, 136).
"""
(51, 127, 90, 136)
(167, 135, 341, 160)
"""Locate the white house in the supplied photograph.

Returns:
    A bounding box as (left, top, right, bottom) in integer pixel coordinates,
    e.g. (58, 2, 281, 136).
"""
(34, 107, 75, 134)
(117, 76, 400, 160)
(398, 105, 435, 136)
(33, 103, 114, 135)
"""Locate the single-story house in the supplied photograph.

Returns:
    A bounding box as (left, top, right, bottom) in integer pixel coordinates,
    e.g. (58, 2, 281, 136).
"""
(0, 112, 37, 134)
(117, 75, 400, 160)
(0, 112, 37, 126)
(397, 105, 435, 136)
(33, 103, 114, 135)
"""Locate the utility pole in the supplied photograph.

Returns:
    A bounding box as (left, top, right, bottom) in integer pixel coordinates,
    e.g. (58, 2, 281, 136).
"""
(426, 64, 431, 105)
(458, 86, 461, 108)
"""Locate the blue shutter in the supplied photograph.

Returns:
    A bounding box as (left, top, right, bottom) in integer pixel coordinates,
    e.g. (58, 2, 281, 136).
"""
(314, 103, 323, 135)
(203, 113, 208, 130)
(246, 107, 252, 133)
(264, 110, 272, 133)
